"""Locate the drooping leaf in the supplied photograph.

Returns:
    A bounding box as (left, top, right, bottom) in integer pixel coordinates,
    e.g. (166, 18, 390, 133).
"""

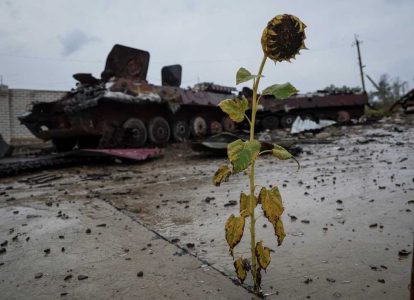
(239, 192, 257, 217)
(272, 144, 292, 160)
(259, 187, 284, 227)
(255, 241, 271, 270)
(262, 82, 298, 99)
(272, 144, 300, 170)
(275, 219, 286, 246)
(234, 257, 247, 283)
(218, 98, 249, 123)
(225, 214, 245, 256)
(213, 164, 232, 186)
(236, 67, 262, 85)
(227, 139, 261, 173)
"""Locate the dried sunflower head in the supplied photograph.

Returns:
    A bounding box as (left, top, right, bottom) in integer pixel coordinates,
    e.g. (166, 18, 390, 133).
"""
(261, 14, 307, 62)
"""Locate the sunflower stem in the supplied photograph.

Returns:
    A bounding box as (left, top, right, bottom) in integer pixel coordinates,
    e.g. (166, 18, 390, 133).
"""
(249, 54, 267, 295)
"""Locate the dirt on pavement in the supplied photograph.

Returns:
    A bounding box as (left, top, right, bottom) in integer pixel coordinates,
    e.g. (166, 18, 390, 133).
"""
(0, 118, 413, 299)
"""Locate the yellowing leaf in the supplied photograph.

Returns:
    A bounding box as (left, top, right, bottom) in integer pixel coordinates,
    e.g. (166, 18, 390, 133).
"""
(227, 139, 261, 173)
(213, 165, 232, 186)
(255, 241, 271, 270)
(272, 144, 292, 160)
(233, 257, 247, 283)
(262, 82, 298, 99)
(259, 186, 284, 226)
(225, 214, 245, 256)
(236, 67, 262, 85)
(272, 144, 300, 170)
(218, 98, 249, 123)
(240, 192, 257, 217)
(275, 219, 286, 246)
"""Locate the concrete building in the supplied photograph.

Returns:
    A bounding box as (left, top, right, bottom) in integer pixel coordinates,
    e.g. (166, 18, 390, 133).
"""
(0, 85, 65, 144)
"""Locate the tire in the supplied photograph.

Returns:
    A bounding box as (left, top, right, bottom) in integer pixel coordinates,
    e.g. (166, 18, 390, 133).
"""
(123, 118, 147, 147)
(172, 120, 190, 142)
(148, 117, 171, 145)
(261, 115, 279, 130)
(52, 138, 77, 152)
(280, 115, 296, 128)
(190, 116, 208, 137)
(221, 116, 236, 132)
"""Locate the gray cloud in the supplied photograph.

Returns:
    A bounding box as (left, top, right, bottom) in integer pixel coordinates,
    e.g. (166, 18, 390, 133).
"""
(0, 0, 412, 92)
(59, 29, 100, 56)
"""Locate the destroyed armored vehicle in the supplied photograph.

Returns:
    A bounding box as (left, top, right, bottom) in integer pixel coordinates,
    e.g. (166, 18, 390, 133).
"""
(245, 88, 369, 130)
(19, 44, 238, 151)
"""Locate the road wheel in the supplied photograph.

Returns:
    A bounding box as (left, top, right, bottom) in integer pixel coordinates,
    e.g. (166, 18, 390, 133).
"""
(52, 138, 77, 152)
(261, 115, 279, 130)
(280, 115, 296, 128)
(123, 118, 147, 147)
(172, 120, 190, 142)
(221, 116, 236, 132)
(337, 111, 351, 123)
(210, 121, 223, 134)
(190, 116, 208, 137)
(302, 114, 315, 121)
(148, 117, 171, 145)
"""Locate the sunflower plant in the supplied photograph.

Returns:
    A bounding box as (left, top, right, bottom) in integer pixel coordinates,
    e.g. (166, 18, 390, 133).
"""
(213, 14, 306, 295)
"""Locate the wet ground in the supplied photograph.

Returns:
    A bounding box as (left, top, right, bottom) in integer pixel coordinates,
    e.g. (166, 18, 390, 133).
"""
(0, 118, 413, 299)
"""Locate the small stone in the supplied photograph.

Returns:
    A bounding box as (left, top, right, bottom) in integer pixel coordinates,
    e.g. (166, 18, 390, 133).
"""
(44, 248, 51, 254)
(377, 279, 385, 284)
(78, 275, 88, 280)
(86, 228, 91, 234)
(398, 249, 411, 257)
(137, 271, 144, 277)
(96, 223, 106, 227)
(224, 200, 237, 207)
(34, 272, 43, 279)
(64, 274, 72, 281)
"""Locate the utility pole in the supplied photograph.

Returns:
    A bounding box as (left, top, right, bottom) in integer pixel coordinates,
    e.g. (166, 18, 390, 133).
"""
(353, 35, 366, 93)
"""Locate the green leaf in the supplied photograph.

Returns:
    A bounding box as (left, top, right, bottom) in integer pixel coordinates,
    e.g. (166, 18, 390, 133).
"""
(275, 219, 286, 246)
(255, 241, 271, 270)
(225, 214, 245, 257)
(218, 98, 249, 123)
(227, 139, 261, 173)
(272, 144, 292, 160)
(239, 192, 257, 217)
(234, 257, 247, 283)
(213, 164, 232, 186)
(272, 144, 300, 170)
(236, 67, 262, 85)
(262, 82, 298, 99)
(259, 186, 284, 225)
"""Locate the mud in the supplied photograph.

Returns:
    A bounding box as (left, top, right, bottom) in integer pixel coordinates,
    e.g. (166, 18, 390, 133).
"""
(0, 119, 413, 299)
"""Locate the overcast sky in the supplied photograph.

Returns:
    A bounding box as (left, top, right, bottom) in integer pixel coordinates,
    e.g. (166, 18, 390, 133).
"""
(0, 0, 413, 94)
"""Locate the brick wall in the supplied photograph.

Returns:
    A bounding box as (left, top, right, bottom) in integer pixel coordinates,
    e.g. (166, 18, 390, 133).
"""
(0, 85, 66, 144)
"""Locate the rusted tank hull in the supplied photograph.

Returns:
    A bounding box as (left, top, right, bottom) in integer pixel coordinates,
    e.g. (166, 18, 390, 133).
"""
(257, 92, 368, 129)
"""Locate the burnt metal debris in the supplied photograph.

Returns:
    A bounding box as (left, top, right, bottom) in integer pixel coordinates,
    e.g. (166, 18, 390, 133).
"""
(19, 44, 368, 151)
(390, 89, 414, 114)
